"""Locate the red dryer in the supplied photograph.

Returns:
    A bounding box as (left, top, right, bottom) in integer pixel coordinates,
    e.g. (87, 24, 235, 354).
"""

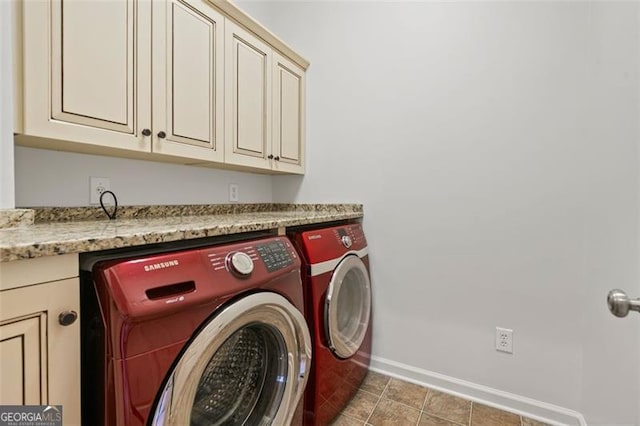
(80, 236, 311, 426)
(289, 224, 372, 425)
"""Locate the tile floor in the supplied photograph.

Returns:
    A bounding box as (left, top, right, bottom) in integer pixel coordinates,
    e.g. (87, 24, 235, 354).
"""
(332, 371, 551, 426)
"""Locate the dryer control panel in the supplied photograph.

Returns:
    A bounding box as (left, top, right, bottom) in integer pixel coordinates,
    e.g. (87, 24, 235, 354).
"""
(295, 224, 368, 264)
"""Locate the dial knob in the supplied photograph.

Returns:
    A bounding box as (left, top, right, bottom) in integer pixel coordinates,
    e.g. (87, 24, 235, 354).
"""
(227, 252, 254, 276)
(341, 235, 353, 248)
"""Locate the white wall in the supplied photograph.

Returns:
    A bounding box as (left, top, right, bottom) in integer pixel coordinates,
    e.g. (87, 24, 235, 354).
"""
(240, 1, 640, 424)
(14, 146, 273, 206)
(0, 0, 15, 209)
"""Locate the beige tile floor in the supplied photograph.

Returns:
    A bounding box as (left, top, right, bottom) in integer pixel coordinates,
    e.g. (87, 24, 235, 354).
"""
(332, 371, 551, 426)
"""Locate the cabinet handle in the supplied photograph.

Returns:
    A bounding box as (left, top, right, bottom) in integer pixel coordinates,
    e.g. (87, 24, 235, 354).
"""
(274, 156, 280, 161)
(268, 155, 274, 159)
(157, 131, 167, 139)
(58, 310, 78, 326)
(142, 128, 151, 137)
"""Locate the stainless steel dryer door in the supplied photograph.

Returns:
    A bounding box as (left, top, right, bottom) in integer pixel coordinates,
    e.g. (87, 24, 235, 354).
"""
(151, 293, 311, 426)
(325, 255, 372, 359)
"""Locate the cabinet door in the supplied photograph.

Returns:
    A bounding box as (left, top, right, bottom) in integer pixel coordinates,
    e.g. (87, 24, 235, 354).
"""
(22, 0, 151, 152)
(0, 315, 46, 405)
(272, 53, 305, 174)
(0, 279, 80, 425)
(152, 0, 224, 162)
(224, 20, 272, 170)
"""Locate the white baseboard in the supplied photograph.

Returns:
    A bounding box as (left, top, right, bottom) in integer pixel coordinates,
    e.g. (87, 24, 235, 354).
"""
(369, 356, 587, 426)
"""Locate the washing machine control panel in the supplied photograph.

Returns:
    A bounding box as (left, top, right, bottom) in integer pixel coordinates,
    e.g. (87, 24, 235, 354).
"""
(201, 237, 298, 279)
(226, 251, 254, 276)
(257, 240, 294, 272)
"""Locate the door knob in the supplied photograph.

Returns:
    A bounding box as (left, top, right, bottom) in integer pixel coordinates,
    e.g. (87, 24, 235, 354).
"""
(157, 131, 167, 139)
(142, 128, 151, 137)
(607, 289, 640, 318)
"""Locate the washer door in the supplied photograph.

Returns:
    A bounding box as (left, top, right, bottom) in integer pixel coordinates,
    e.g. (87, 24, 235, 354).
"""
(325, 255, 372, 359)
(150, 293, 311, 426)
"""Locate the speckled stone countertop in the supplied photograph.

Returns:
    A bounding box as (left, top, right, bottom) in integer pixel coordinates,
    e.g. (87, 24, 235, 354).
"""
(0, 204, 363, 262)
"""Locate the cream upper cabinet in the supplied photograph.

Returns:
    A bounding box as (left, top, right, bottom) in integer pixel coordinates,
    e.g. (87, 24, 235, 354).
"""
(0, 255, 80, 426)
(224, 22, 306, 174)
(21, 0, 152, 153)
(272, 53, 305, 174)
(17, 0, 308, 173)
(152, 0, 225, 162)
(224, 20, 272, 170)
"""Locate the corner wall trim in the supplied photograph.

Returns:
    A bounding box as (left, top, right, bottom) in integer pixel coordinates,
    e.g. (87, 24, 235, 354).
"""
(369, 356, 587, 426)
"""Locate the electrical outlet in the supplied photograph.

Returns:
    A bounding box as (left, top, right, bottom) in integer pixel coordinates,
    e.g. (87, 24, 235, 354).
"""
(496, 327, 513, 354)
(90, 177, 111, 204)
(229, 183, 239, 202)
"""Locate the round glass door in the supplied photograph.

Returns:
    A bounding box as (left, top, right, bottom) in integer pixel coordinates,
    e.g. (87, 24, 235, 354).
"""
(151, 293, 311, 426)
(190, 324, 286, 425)
(325, 255, 372, 359)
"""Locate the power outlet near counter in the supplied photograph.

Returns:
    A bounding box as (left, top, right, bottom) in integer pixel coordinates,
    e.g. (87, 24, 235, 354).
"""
(229, 184, 239, 202)
(90, 177, 111, 204)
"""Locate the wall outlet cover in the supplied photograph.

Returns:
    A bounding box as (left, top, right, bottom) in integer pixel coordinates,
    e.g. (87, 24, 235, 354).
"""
(496, 327, 513, 354)
(90, 177, 111, 204)
(229, 183, 239, 202)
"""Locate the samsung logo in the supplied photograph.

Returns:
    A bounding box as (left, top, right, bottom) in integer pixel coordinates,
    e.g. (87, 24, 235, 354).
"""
(144, 260, 180, 272)
(308, 235, 322, 240)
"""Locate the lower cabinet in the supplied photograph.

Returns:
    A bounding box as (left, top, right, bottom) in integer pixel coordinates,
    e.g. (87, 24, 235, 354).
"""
(0, 313, 47, 405)
(0, 257, 80, 426)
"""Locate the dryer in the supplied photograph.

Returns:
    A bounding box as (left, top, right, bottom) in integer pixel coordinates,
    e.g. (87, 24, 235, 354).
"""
(289, 224, 372, 425)
(80, 235, 311, 426)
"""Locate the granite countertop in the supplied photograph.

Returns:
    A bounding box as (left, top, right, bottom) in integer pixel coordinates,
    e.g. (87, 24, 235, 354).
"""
(0, 204, 363, 262)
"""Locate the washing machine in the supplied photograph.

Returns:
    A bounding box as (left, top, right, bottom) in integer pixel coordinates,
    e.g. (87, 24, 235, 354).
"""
(80, 234, 311, 426)
(289, 223, 372, 425)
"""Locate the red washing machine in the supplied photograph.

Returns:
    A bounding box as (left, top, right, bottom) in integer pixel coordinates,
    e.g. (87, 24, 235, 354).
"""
(80, 235, 311, 426)
(289, 224, 372, 425)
